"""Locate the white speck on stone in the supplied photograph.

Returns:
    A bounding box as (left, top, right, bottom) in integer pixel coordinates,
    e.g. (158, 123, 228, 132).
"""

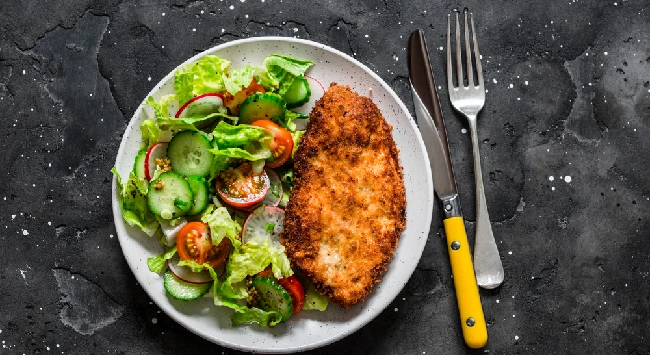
(152, 318, 158, 324)
(394, 308, 398, 312)
(461, 128, 467, 134)
(89, 93, 93, 97)
(552, 186, 556, 191)
(11, 215, 15, 220)
(47, 347, 50, 351)
(364, 34, 369, 38)
(549, 176, 555, 181)
(564, 176, 572, 183)
(496, 299, 500, 303)
(162, 12, 166, 16)
(23, 70, 26, 74)
(509, 83, 514, 88)
(221, 28, 225, 33)
(245, 14, 248, 18)
(110, 234, 114, 238)
(147, 76, 151, 81)
(508, 251, 513, 255)
(439, 46, 443, 51)
(493, 78, 497, 83)
(515, 335, 520, 340)
(293, 28, 299, 33)
(48, 222, 52, 226)
(192, 28, 196, 32)
(525, 80, 529, 85)
(22, 229, 29, 236)
(229, 5, 234, 9)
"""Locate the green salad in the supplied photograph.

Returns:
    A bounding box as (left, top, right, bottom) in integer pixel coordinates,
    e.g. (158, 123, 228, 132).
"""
(113, 54, 328, 327)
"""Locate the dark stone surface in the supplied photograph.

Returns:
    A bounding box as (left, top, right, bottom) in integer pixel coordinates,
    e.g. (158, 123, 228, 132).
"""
(1, 0, 649, 353)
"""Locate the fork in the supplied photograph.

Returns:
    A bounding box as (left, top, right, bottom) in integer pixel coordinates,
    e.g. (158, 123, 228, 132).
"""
(446, 10, 504, 289)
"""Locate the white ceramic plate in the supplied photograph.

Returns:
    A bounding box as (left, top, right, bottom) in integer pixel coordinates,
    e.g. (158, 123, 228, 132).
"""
(112, 37, 433, 353)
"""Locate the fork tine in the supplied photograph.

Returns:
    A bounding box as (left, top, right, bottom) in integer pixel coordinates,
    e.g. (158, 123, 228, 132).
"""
(464, 10, 474, 87)
(446, 14, 454, 91)
(471, 12, 484, 88)
(455, 11, 463, 88)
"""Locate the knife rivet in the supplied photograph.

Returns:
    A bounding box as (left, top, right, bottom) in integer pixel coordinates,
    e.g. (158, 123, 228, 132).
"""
(451, 241, 461, 250)
(445, 204, 453, 212)
(466, 317, 475, 327)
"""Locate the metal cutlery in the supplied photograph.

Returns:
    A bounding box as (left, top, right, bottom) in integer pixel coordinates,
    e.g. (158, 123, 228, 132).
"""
(446, 10, 504, 289)
(408, 29, 488, 349)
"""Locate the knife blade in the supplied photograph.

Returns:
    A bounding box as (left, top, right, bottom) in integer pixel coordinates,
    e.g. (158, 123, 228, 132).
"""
(407, 29, 488, 349)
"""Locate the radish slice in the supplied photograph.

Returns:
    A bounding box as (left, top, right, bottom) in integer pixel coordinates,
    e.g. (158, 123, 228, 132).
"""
(294, 75, 325, 116)
(175, 93, 224, 118)
(261, 169, 282, 207)
(167, 255, 224, 284)
(145, 142, 168, 181)
(242, 206, 285, 244)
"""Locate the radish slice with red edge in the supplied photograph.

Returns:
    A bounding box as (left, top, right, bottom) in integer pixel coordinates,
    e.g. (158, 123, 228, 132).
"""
(242, 206, 285, 244)
(293, 76, 325, 117)
(167, 255, 223, 284)
(145, 142, 168, 181)
(261, 169, 282, 207)
(175, 93, 224, 118)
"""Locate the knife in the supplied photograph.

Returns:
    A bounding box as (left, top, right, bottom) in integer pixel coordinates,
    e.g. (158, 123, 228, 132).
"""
(407, 29, 487, 349)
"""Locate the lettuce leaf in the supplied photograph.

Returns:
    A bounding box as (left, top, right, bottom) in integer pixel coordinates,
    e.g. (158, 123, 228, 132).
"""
(208, 122, 273, 177)
(228, 238, 293, 283)
(263, 55, 314, 96)
(232, 307, 282, 327)
(264, 55, 314, 77)
(145, 94, 177, 119)
(211, 121, 272, 148)
(303, 282, 328, 311)
(179, 260, 282, 327)
(200, 204, 242, 249)
(290, 129, 304, 157)
(222, 65, 257, 96)
(281, 110, 307, 131)
(111, 167, 159, 236)
(174, 55, 231, 105)
(156, 112, 238, 132)
(147, 246, 177, 273)
(140, 119, 173, 149)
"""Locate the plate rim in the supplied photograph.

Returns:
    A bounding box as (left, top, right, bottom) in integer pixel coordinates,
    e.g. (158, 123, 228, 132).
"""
(111, 36, 434, 353)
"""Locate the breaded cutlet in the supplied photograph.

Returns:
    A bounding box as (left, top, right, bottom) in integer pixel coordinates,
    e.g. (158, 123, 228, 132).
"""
(280, 84, 406, 308)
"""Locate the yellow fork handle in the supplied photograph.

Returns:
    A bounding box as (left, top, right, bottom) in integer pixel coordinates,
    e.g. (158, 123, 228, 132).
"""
(443, 216, 488, 349)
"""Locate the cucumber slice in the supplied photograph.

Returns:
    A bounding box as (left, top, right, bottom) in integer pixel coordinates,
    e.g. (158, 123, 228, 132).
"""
(186, 176, 209, 215)
(148, 172, 194, 219)
(167, 131, 214, 177)
(282, 76, 311, 109)
(133, 150, 147, 181)
(163, 269, 212, 301)
(238, 93, 286, 125)
(252, 277, 293, 322)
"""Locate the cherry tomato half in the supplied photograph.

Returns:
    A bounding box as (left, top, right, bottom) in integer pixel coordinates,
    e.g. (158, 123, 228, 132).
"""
(216, 162, 270, 208)
(256, 268, 305, 315)
(177, 222, 232, 268)
(251, 120, 294, 168)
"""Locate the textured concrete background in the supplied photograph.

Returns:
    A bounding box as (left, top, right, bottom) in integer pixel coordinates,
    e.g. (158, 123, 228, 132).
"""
(1, 0, 649, 354)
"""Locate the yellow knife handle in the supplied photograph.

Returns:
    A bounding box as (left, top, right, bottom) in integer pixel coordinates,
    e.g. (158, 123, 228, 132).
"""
(443, 216, 488, 349)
